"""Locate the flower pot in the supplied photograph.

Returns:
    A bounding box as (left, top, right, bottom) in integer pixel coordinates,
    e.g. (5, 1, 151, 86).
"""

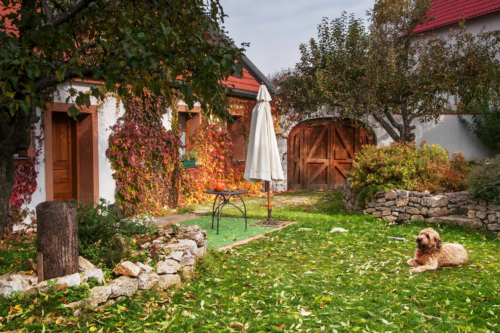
(183, 160, 196, 167)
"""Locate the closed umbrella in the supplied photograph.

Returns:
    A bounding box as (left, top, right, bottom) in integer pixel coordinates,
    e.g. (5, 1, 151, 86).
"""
(244, 84, 284, 223)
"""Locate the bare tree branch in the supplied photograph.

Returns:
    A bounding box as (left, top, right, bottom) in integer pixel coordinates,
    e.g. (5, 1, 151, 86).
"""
(372, 113, 401, 141)
(51, 0, 97, 27)
(383, 106, 403, 131)
(40, 0, 54, 24)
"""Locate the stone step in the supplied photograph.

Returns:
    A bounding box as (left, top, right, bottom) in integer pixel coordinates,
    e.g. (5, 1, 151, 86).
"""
(426, 216, 482, 229)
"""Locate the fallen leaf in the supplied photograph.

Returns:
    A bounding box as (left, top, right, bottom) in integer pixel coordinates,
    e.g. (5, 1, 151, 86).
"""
(300, 309, 312, 317)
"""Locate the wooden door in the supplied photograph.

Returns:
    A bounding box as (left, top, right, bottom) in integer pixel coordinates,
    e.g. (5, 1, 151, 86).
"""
(287, 119, 375, 190)
(52, 113, 77, 201)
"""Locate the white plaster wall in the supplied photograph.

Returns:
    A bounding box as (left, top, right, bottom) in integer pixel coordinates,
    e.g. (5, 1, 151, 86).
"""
(371, 114, 496, 160)
(97, 96, 125, 203)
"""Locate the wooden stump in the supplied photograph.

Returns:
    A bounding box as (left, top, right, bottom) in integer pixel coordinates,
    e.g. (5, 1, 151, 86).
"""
(36, 201, 78, 280)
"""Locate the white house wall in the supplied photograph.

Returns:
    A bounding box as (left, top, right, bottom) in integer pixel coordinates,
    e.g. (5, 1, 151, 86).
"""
(97, 94, 125, 203)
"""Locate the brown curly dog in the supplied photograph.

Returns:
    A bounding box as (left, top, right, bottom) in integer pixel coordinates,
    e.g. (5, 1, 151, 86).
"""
(407, 228, 469, 273)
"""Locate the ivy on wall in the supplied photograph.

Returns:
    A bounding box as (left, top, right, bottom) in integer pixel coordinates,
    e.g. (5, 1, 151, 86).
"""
(7, 160, 38, 233)
(181, 121, 261, 206)
(107, 93, 183, 217)
(6, 120, 44, 235)
(108, 94, 262, 216)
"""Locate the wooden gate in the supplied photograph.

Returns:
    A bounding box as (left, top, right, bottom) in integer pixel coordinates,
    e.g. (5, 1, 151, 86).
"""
(287, 119, 375, 190)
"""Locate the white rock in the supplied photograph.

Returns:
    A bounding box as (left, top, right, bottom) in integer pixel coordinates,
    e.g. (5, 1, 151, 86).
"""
(157, 259, 180, 275)
(112, 261, 141, 277)
(78, 257, 96, 271)
(157, 274, 181, 289)
(109, 276, 138, 298)
(166, 251, 184, 262)
(27, 275, 38, 286)
(330, 228, 348, 233)
(196, 240, 208, 259)
(179, 252, 196, 268)
(135, 262, 154, 274)
(137, 272, 160, 290)
(37, 273, 81, 293)
(0, 273, 29, 298)
(81, 269, 104, 284)
(141, 242, 151, 249)
(164, 239, 198, 255)
(181, 266, 195, 279)
(88, 285, 112, 307)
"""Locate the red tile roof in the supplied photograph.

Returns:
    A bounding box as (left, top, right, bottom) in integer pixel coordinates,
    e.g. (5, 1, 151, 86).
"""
(223, 67, 260, 93)
(415, 0, 500, 33)
(0, 3, 20, 36)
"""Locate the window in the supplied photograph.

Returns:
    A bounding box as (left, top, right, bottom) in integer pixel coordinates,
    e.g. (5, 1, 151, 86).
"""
(178, 112, 201, 157)
(230, 116, 246, 161)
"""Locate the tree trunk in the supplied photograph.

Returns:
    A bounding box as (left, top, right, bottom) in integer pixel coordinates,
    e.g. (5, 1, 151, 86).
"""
(36, 201, 79, 280)
(0, 156, 15, 240)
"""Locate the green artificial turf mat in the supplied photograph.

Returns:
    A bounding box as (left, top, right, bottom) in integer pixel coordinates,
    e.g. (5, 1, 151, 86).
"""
(179, 216, 275, 249)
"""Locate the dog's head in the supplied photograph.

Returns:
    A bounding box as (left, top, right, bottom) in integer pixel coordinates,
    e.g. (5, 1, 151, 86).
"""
(416, 228, 442, 250)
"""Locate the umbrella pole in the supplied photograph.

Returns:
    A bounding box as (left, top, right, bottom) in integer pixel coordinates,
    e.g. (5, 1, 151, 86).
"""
(267, 181, 272, 220)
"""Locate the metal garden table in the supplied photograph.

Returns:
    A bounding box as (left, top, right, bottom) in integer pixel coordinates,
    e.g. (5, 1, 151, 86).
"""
(204, 190, 248, 235)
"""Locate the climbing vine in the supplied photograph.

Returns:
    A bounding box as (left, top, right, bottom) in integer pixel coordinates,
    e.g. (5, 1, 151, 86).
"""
(108, 95, 263, 215)
(107, 92, 183, 217)
(181, 121, 261, 206)
(7, 121, 44, 234)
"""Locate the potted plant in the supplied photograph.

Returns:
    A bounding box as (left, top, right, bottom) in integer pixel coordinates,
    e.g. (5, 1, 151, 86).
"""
(182, 151, 198, 167)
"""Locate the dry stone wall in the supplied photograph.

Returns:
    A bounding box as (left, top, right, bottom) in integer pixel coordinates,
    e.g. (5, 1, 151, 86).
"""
(0, 225, 208, 307)
(343, 179, 500, 234)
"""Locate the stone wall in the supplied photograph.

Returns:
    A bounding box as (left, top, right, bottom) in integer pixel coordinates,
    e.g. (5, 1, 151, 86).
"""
(0, 225, 208, 306)
(343, 179, 500, 234)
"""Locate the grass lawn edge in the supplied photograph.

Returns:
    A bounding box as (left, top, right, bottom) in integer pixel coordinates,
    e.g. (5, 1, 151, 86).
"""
(217, 221, 295, 251)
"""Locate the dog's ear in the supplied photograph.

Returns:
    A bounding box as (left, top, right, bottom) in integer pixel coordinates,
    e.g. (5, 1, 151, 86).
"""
(436, 237, 442, 249)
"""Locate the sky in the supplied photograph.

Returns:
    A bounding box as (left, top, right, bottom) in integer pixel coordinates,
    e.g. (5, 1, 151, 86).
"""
(219, 0, 375, 77)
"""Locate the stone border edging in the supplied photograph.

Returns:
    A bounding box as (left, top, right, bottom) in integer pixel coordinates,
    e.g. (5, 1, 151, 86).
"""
(0, 225, 208, 311)
(343, 179, 500, 234)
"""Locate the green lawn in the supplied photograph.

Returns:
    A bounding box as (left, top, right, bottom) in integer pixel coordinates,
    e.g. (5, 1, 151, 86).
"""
(179, 217, 276, 249)
(1, 190, 499, 332)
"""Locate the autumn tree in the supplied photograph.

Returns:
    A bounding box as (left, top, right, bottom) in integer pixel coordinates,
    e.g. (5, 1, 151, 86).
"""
(278, 0, 500, 143)
(0, 0, 244, 239)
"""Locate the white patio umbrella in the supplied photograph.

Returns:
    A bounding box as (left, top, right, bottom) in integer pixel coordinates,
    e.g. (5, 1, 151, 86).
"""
(244, 84, 284, 223)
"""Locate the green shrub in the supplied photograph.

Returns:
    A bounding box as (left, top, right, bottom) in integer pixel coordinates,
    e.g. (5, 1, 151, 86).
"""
(349, 141, 470, 197)
(459, 93, 500, 153)
(76, 199, 154, 268)
(467, 155, 500, 203)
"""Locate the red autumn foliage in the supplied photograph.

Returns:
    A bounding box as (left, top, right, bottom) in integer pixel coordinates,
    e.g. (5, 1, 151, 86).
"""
(181, 122, 261, 205)
(107, 94, 183, 217)
(7, 159, 38, 233)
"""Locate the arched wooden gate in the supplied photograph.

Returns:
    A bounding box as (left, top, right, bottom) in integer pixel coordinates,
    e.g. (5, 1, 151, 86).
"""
(287, 119, 375, 190)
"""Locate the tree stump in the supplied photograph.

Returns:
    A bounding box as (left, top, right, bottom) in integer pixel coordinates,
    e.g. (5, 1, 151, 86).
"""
(36, 201, 78, 280)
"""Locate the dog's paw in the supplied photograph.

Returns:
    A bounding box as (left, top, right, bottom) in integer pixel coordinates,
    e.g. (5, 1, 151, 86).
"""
(407, 259, 419, 267)
(410, 268, 421, 274)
